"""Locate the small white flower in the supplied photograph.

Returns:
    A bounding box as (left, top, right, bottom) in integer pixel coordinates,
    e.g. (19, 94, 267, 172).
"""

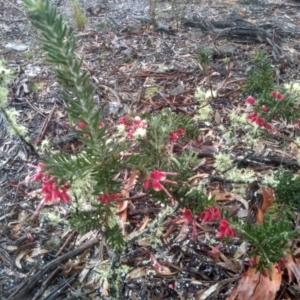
(116, 124, 126, 133)
(133, 128, 147, 139)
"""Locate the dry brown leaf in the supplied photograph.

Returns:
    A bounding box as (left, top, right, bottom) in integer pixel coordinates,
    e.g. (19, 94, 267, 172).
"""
(155, 265, 177, 276)
(174, 222, 190, 242)
(219, 252, 240, 273)
(227, 264, 282, 300)
(126, 267, 147, 279)
(78, 267, 90, 283)
(2, 245, 18, 251)
(198, 278, 237, 300)
(234, 241, 247, 260)
(118, 169, 138, 235)
(289, 142, 299, 157)
(139, 214, 150, 231)
(215, 110, 221, 124)
(77, 230, 95, 244)
(285, 253, 300, 286)
(256, 206, 264, 224)
(212, 190, 234, 201)
(15, 250, 29, 269)
(232, 193, 249, 209)
(25, 255, 35, 263)
(259, 185, 275, 212)
(30, 248, 49, 257)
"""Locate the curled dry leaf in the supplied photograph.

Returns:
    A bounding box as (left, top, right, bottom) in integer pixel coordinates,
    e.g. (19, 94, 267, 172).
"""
(15, 250, 29, 269)
(126, 266, 147, 279)
(227, 264, 282, 300)
(174, 222, 190, 242)
(285, 253, 300, 286)
(30, 248, 49, 257)
(259, 185, 275, 213)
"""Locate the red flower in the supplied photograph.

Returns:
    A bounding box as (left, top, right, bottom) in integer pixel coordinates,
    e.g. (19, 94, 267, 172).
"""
(176, 208, 198, 239)
(143, 170, 178, 201)
(216, 219, 236, 238)
(78, 121, 87, 129)
(264, 123, 272, 131)
(151, 179, 164, 191)
(41, 178, 71, 204)
(20, 162, 46, 184)
(270, 91, 284, 101)
(261, 105, 268, 112)
(150, 170, 166, 181)
(182, 208, 194, 224)
(198, 206, 221, 224)
(255, 117, 266, 127)
(169, 131, 179, 142)
(169, 128, 186, 142)
(293, 120, 300, 128)
(245, 96, 256, 105)
(247, 112, 258, 122)
(97, 193, 119, 206)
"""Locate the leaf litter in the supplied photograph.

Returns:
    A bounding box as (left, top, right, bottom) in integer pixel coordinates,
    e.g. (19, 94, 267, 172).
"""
(2, 0, 300, 299)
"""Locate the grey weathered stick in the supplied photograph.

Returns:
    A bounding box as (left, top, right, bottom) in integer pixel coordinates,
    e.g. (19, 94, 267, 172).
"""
(7, 237, 99, 300)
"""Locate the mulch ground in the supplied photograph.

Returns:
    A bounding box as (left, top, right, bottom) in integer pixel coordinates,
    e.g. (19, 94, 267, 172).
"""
(2, 0, 300, 299)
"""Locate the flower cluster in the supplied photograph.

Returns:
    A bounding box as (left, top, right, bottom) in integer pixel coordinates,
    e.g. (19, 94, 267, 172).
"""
(198, 206, 236, 238)
(198, 205, 221, 224)
(247, 112, 272, 131)
(118, 116, 148, 139)
(169, 128, 186, 142)
(216, 219, 236, 238)
(245, 91, 289, 131)
(22, 163, 71, 216)
(245, 95, 274, 131)
(143, 170, 178, 201)
(97, 193, 119, 206)
(182, 208, 198, 239)
(176, 206, 236, 240)
(270, 91, 284, 101)
(77, 120, 105, 130)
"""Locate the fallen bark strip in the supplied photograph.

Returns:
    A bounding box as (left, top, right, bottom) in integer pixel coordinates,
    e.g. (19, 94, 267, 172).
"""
(7, 237, 100, 300)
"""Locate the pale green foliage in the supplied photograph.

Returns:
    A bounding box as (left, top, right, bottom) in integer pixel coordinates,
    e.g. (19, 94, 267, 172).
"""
(297, 152, 300, 166)
(37, 138, 51, 154)
(0, 60, 13, 108)
(217, 112, 260, 147)
(229, 111, 248, 125)
(193, 104, 212, 123)
(294, 137, 300, 147)
(71, 0, 85, 30)
(262, 171, 280, 187)
(227, 167, 254, 182)
(231, 185, 247, 197)
(214, 152, 233, 172)
(69, 168, 97, 207)
(0, 60, 27, 137)
(193, 87, 216, 123)
(40, 209, 69, 226)
(185, 179, 208, 196)
(284, 81, 300, 98)
(194, 87, 216, 102)
(94, 261, 130, 297)
(5, 108, 27, 136)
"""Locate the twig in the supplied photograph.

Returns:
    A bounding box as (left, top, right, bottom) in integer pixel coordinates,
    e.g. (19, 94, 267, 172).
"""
(32, 266, 62, 300)
(55, 230, 78, 257)
(43, 273, 78, 300)
(34, 104, 56, 146)
(3, 0, 27, 16)
(7, 237, 100, 300)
